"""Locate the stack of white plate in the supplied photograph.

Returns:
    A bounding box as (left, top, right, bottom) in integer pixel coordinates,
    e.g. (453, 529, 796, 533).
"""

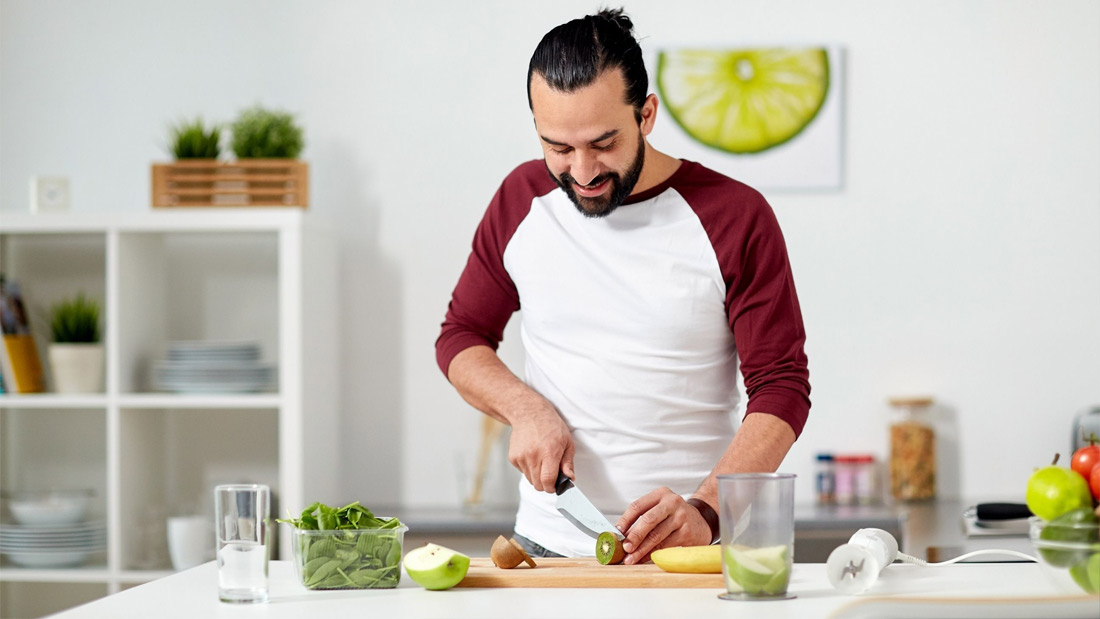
(0, 521, 107, 568)
(152, 341, 275, 393)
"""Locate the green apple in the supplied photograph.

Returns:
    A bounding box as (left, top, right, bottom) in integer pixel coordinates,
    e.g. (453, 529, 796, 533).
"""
(1068, 553, 1100, 594)
(1038, 508, 1099, 567)
(1026, 463, 1092, 521)
(724, 545, 790, 596)
(402, 543, 470, 590)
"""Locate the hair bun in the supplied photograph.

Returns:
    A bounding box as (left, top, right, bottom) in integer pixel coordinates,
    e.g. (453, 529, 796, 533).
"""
(596, 7, 634, 34)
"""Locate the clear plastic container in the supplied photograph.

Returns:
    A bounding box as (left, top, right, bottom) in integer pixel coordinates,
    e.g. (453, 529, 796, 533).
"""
(888, 397, 936, 501)
(290, 523, 408, 589)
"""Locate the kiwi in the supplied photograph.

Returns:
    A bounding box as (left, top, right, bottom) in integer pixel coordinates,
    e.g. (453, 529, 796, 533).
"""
(490, 535, 537, 569)
(509, 537, 538, 567)
(596, 531, 626, 565)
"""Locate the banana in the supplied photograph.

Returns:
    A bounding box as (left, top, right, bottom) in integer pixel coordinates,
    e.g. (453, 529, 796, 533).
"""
(650, 545, 721, 574)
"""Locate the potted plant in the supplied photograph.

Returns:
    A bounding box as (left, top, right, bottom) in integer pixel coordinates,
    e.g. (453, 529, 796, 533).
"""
(151, 107, 309, 208)
(47, 293, 104, 393)
(230, 105, 304, 159)
(168, 117, 222, 159)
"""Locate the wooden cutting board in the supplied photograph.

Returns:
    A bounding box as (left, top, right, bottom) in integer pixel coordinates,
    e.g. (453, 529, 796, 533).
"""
(455, 557, 724, 588)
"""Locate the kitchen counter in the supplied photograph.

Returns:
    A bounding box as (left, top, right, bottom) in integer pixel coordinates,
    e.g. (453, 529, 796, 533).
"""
(394, 499, 1026, 562)
(50, 560, 1097, 619)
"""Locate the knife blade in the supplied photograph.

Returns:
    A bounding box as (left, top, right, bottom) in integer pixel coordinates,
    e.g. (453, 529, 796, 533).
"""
(555, 471, 624, 540)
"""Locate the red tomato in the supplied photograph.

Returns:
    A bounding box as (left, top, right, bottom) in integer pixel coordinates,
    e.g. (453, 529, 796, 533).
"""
(1071, 445, 1100, 481)
(1091, 463, 1100, 501)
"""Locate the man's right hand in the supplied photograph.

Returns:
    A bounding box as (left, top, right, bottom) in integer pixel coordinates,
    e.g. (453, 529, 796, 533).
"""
(446, 345, 574, 493)
(507, 397, 575, 492)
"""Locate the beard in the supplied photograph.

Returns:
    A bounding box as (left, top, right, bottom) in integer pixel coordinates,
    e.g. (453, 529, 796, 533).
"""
(548, 133, 646, 219)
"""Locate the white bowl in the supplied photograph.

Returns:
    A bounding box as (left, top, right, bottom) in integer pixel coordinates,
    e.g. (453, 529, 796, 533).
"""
(4, 490, 92, 526)
(2, 548, 98, 568)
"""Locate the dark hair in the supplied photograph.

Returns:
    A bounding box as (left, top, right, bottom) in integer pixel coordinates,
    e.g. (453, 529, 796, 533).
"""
(527, 8, 647, 120)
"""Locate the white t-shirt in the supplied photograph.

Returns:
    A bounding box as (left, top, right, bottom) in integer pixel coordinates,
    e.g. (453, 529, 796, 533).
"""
(437, 160, 810, 557)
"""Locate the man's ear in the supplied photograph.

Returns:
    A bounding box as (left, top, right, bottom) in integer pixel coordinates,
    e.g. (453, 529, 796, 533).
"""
(639, 93, 659, 136)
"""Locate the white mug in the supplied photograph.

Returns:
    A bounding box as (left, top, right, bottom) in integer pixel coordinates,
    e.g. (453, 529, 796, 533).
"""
(167, 515, 214, 570)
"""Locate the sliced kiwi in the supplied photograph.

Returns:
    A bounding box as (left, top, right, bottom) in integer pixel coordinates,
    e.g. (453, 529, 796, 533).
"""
(596, 531, 626, 565)
(490, 534, 537, 568)
(508, 537, 538, 567)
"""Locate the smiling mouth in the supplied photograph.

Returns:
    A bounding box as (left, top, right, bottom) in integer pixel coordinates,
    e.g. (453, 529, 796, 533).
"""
(573, 178, 610, 197)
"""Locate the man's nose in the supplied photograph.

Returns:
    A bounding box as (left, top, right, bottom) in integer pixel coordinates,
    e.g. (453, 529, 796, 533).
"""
(570, 150, 601, 186)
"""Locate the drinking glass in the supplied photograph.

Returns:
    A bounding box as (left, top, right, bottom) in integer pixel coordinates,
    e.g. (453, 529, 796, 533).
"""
(717, 473, 796, 600)
(214, 484, 270, 603)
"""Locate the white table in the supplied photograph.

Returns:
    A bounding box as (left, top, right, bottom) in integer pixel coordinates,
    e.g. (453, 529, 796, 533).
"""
(50, 561, 1098, 619)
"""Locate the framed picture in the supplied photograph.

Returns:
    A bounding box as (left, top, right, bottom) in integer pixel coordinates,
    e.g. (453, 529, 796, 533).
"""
(647, 44, 845, 192)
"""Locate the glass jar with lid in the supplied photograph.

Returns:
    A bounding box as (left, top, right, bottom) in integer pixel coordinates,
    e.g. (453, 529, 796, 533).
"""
(888, 397, 936, 501)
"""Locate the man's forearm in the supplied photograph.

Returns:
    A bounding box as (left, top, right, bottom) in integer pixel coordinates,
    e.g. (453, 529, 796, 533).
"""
(448, 345, 577, 489)
(446, 344, 538, 426)
(691, 413, 797, 508)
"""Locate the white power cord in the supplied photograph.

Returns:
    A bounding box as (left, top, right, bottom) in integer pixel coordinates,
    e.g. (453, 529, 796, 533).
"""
(898, 548, 1038, 566)
(826, 528, 1037, 594)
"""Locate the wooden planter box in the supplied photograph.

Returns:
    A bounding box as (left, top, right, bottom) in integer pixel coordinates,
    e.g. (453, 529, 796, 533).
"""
(152, 160, 309, 208)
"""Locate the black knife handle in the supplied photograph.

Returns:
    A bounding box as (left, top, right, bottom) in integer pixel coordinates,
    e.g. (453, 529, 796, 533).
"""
(975, 503, 1032, 520)
(555, 470, 572, 496)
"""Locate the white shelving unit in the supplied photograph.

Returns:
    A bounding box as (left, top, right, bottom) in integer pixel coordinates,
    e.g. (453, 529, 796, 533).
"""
(0, 209, 339, 616)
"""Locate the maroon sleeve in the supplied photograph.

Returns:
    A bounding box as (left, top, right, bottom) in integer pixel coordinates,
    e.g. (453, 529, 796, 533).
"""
(435, 161, 556, 379)
(676, 163, 811, 438)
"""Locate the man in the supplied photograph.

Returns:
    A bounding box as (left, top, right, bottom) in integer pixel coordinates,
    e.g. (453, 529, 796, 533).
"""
(436, 8, 810, 564)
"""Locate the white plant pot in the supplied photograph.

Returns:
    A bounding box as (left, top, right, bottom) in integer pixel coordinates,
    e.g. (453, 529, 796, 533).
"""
(48, 343, 105, 394)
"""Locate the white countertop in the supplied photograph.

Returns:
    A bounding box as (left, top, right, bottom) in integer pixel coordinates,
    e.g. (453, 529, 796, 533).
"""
(50, 560, 1098, 619)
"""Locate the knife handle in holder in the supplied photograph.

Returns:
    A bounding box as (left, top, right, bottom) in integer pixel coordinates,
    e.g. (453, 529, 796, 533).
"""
(973, 502, 1032, 521)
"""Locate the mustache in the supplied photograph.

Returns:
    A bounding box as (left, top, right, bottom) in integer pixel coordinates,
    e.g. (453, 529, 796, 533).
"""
(560, 172, 616, 188)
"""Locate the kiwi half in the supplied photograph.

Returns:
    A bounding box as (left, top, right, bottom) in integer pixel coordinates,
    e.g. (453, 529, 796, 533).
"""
(490, 535, 537, 569)
(596, 531, 626, 565)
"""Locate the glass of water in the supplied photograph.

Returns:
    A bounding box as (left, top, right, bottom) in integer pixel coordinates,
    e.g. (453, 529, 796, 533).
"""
(214, 484, 270, 603)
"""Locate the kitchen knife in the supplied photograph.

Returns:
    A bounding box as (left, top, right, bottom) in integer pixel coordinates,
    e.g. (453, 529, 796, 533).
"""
(555, 471, 624, 540)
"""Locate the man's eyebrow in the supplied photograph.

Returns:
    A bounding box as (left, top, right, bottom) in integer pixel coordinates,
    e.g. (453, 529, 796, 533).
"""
(540, 129, 620, 147)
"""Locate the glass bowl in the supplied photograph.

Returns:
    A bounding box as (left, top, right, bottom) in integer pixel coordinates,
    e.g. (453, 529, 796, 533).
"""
(1029, 515, 1100, 595)
(290, 522, 408, 590)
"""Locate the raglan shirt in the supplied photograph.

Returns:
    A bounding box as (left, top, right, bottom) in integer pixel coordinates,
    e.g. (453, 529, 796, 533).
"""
(436, 159, 810, 557)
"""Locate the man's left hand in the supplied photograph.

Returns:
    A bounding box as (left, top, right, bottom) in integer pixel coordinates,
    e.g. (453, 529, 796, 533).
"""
(614, 487, 712, 565)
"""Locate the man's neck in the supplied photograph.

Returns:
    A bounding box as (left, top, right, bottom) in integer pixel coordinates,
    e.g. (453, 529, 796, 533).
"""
(631, 145, 681, 196)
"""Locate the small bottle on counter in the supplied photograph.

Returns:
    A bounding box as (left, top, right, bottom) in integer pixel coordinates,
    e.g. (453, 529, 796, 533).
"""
(888, 396, 936, 501)
(815, 453, 836, 505)
(834, 455, 857, 505)
(850, 454, 879, 505)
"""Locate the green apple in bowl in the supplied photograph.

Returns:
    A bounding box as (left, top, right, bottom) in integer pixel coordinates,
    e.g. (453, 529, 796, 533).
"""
(1037, 508, 1099, 567)
(403, 543, 470, 590)
(1026, 455, 1092, 522)
(1068, 553, 1100, 594)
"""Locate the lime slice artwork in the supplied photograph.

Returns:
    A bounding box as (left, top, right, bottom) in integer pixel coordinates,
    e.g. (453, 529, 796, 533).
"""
(657, 48, 830, 154)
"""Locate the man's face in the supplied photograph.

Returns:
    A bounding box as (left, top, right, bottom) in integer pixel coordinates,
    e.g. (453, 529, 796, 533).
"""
(530, 70, 649, 218)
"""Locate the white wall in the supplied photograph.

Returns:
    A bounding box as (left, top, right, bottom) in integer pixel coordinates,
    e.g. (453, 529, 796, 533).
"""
(2, 0, 1098, 509)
